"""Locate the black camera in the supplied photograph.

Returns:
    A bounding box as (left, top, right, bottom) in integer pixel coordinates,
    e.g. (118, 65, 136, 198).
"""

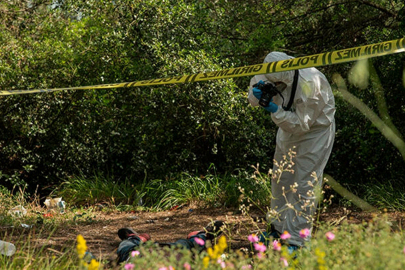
(253, 82, 279, 107)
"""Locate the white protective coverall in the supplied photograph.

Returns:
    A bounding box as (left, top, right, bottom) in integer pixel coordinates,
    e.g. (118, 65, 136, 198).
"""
(248, 52, 335, 247)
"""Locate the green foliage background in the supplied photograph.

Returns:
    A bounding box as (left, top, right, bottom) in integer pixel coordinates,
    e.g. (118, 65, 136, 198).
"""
(0, 0, 404, 199)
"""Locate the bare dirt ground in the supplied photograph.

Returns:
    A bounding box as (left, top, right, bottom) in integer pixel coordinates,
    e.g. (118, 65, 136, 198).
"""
(4, 205, 405, 268)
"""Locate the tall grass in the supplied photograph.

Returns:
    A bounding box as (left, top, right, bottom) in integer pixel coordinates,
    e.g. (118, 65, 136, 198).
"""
(0, 228, 77, 270)
(53, 166, 405, 213)
(54, 167, 273, 211)
(363, 181, 405, 211)
(57, 172, 146, 207)
(144, 167, 273, 210)
(146, 172, 223, 210)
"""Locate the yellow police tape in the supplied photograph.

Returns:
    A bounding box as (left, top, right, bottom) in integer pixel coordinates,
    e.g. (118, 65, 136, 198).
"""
(1, 38, 404, 96)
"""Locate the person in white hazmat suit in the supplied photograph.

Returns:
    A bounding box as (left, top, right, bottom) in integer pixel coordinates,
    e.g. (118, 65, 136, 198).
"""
(248, 52, 335, 250)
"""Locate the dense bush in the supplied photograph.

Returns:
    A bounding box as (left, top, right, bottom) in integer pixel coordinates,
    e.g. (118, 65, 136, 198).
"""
(0, 0, 279, 192)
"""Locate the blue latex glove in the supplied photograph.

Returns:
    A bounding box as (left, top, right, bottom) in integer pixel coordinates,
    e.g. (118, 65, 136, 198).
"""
(252, 80, 278, 113)
(252, 80, 265, 100)
(252, 87, 262, 100)
(263, 101, 278, 113)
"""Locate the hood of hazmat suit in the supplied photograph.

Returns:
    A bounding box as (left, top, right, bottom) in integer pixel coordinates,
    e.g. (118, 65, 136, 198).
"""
(248, 51, 336, 247)
(248, 51, 335, 134)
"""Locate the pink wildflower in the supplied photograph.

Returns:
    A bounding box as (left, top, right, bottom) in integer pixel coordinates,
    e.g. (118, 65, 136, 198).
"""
(183, 262, 191, 270)
(280, 257, 289, 267)
(299, 228, 310, 238)
(125, 263, 135, 270)
(280, 231, 291, 240)
(248, 234, 259, 243)
(217, 258, 226, 268)
(194, 237, 205, 246)
(254, 242, 267, 253)
(272, 240, 281, 251)
(403, 246, 405, 254)
(158, 268, 168, 270)
(241, 265, 252, 269)
(257, 252, 264, 260)
(131, 250, 140, 257)
(325, 231, 335, 241)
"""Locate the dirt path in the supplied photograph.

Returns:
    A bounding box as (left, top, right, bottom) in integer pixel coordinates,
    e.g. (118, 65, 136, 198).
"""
(58, 206, 265, 261)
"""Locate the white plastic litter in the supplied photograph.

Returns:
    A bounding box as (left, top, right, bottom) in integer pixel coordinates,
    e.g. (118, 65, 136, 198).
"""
(44, 197, 66, 213)
(7, 205, 27, 217)
(0, 240, 16, 256)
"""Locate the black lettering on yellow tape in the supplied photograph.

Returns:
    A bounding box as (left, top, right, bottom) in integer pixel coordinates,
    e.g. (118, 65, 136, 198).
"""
(280, 55, 321, 69)
(191, 64, 264, 82)
(1, 38, 404, 95)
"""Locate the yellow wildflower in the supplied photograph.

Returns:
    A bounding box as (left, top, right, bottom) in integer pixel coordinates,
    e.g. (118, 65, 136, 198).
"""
(206, 235, 228, 262)
(203, 256, 210, 269)
(217, 236, 227, 251)
(76, 234, 87, 259)
(207, 247, 215, 258)
(315, 248, 327, 270)
(88, 259, 100, 270)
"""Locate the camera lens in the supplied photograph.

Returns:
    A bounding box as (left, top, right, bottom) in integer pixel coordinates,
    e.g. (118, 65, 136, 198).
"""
(259, 92, 272, 107)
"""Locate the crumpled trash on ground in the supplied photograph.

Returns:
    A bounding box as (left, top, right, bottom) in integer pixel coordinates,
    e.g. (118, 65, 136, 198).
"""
(7, 205, 27, 217)
(44, 197, 66, 214)
(0, 240, 16, 256)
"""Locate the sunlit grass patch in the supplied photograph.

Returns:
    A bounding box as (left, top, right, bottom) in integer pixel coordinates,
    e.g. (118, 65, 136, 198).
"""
(142, 168, 273, 210)
(0, 228, 77, 270)
(57, 172, 146, 207)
